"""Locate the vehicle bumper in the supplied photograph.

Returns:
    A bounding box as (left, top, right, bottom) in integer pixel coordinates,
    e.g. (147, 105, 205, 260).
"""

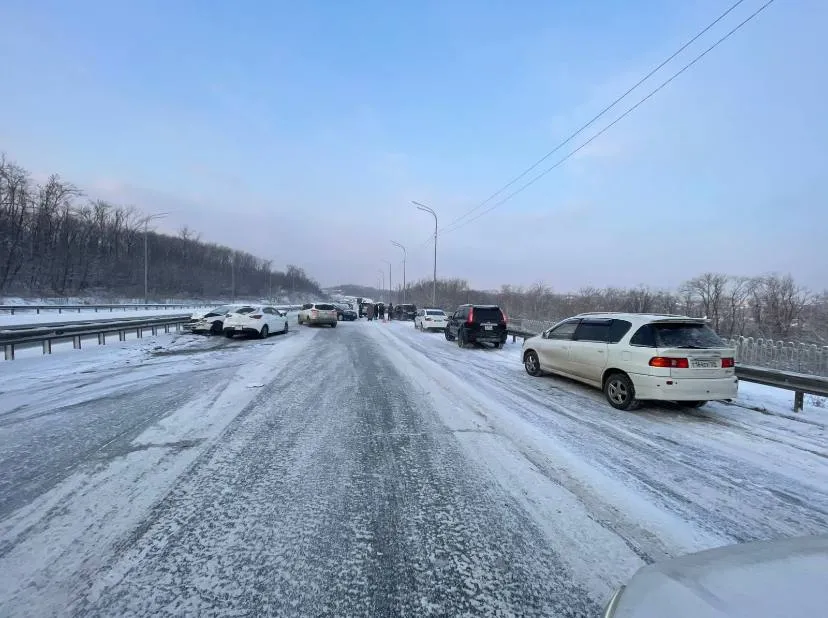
(422, 322, 448, 330)
(630, 373, 739, 401)
(224, 326, 261, 336)
(305, 318, 337, 325)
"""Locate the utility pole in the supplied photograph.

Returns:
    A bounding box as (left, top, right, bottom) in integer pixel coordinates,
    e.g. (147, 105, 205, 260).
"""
(230, 254, 235, 302)
(412, 201, 438, 307)
(391, 240, 406, 304)
(142, 213, 167, 305)
(382, 260, 391, 305)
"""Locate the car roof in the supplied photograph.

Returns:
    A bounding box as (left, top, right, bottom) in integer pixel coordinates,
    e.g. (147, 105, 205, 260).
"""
(571, 312, 706, 325)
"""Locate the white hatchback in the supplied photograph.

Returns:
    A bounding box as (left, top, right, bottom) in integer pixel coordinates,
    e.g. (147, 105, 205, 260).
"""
(522, 313, 738, 410)
(414, 308, 448, 332)
(223, 305, 289, 339)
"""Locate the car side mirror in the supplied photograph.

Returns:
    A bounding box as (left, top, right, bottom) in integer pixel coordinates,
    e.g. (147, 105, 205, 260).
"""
(278, 310, 286, 317)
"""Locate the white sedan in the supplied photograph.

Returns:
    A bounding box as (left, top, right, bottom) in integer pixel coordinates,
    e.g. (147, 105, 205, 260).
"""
(414, 308, 449, 332)
(223, 305, 289, 339)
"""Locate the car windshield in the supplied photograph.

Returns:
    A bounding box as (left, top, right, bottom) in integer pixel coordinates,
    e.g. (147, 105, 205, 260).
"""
(426, 310, 445, 316)
(234, 307, 257, 314)
(652, 322, 726, 348)
(315, 304, 335, 310)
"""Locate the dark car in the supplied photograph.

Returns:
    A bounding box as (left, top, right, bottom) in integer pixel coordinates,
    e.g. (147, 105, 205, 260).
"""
(394, 303, 417, 321)
(445, 304, 508, 348)
(334, 303, 358, 321)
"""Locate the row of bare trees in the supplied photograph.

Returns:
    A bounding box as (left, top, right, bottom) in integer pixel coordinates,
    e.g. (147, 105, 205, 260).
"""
(0, 155, 321, 300)
(379, 273, 824, 343)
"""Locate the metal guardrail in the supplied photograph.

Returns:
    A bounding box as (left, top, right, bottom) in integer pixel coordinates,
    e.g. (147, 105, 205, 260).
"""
(1, 316, 192, 360)
(0, 303, 210, 315)
(506, 322, 828, 412)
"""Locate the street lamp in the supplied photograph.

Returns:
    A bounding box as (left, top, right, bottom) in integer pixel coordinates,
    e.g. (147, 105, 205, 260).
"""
(142, 213, 168, 304)
(391, 241, 406, 304)
(377, 269, 385, 303)
(412, 201, 437, 307)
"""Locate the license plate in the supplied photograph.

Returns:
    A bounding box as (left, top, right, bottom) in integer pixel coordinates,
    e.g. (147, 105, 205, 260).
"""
(692, 359, 718, 368)
(484, 325, 493, 331)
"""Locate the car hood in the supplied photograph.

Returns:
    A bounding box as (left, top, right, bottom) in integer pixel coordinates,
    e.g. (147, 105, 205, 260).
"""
(608, 534, 828, 618)
(190, 309, 214, 320)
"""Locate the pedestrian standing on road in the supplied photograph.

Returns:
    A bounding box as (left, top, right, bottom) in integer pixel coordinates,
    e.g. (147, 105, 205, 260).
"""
(378, 304, 385, 321)
(367, 303, 374, 321)
(387, 303, 393, 321)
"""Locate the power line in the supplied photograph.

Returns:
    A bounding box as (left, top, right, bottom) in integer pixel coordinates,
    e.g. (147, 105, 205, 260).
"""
(441, 0, 776, 235)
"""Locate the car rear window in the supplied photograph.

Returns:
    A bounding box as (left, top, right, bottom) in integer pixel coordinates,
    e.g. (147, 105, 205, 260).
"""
(473, 307, 503, 322)
(315, 304, 335, 310)
(426, 310, 444, 316)
(235, 307, 256, 314)
(631, 322, 725, 348)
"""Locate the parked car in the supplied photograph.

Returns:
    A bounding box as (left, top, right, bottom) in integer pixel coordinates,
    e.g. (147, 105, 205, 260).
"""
(186, 304, 242, 334)
(445, 304, 508, 348)
(358, 299, 374, 317)
(414, 308, 448, 332)
(223, 305, 288, 339)
(522, 313, 738, 410)
(298, 302, 338, 327)
(334, 303, 358, 321)
(394, 303, 417, 321)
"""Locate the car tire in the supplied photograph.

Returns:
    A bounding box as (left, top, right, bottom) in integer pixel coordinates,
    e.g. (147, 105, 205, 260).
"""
(298, 316, 302, 325)
(445, 328, 455, 342)
(259, 325, 269, 339)
(684, 400, 706, 408)
(457, 328, 466, 348)
(524, 350, 541, 376)
(494, 342, 503, 349)
(224, 331, 234, 339)
(338, 314, 343, 321)
(604, 372, 641, 411)
(210, 321, 222, 335)
(331, 321, 337, 328)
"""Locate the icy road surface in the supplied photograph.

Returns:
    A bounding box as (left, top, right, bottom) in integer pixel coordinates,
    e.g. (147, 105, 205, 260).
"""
(0, 321, 827, 616)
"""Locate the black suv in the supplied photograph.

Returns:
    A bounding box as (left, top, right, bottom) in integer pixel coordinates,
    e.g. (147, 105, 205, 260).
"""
(445, 304, 507, 348)
(394, 304, 417, 321)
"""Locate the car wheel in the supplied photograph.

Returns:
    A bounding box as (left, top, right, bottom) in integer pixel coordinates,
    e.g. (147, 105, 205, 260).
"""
(457, 328, 466, 348)
(259, 325, 269, 339)
(604, 372, 641, 411)
(338, 314, 343, 321)
(331, 321, 337, 328)
(224, 331, 234, 339)
(494, 342, 503, 349)
(210, 321, 222, 335)
(524, 350, 541, 376)
(684, 400, 705, 408)
(445, 328, 455, 341)
(283, 322, 289, 334)
(297, 316, 302, 324)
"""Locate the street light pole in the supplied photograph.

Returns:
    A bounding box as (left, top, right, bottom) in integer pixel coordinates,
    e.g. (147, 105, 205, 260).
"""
(391, 241, 406, 304)
(412, 201, 437, 307)
(378, 269, 385, 303)
(142, 213, 168, 304)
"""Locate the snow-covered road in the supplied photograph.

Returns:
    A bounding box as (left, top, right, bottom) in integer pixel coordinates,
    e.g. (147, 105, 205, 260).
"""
(1, 320, 826, 616)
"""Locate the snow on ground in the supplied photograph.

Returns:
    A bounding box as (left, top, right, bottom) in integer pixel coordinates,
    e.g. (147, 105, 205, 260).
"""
(0, 318, 826, 616)
(0, 307, 197, 329)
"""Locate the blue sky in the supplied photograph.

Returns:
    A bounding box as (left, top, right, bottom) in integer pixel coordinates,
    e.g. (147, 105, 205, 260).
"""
(1, 0, 826, 292)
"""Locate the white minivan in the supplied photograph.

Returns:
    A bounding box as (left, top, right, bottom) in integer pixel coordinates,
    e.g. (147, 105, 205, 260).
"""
(522, 313, 738, 410)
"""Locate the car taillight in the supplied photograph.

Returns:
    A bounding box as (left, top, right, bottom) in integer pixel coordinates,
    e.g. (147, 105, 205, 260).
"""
(649, 357, 689, 369)
(500, 310, 508, 324)
(467, 307, 474, 324)
(722, 357, 735, 368)
(251, 314, 263, 319)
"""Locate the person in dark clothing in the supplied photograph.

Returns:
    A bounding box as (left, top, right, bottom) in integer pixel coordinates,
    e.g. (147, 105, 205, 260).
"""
(387, 303, 393, 320)
(367, 303, 374, 321)
(378, 304, 385, 320)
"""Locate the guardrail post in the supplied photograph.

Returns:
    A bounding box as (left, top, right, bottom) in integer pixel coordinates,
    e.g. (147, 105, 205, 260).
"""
(151, 326, 158, 336)
(794, 391, 804, 412)
(136, 327, 143, 339)
(42, 339, 52, 355)
(58, 307, 63, 314)
(119, 330, 126, 342)
(4, 344, 14, 361)
(98, 332, 105, 345)
(164, 324, 170, 333)
(73, 335, 81, 349)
